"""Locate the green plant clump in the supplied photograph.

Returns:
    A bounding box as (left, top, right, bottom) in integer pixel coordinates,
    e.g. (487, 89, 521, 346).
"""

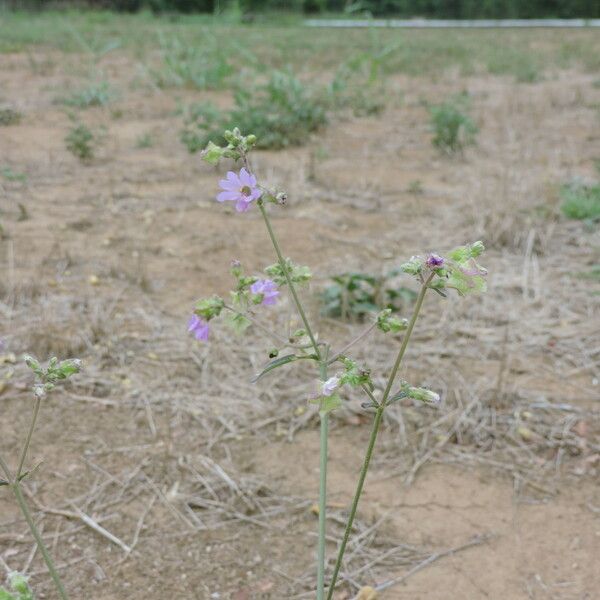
(0, 573, 34, 600)
(60, 81, 113, 108)
(560, 181, 600, 221)
(0, 108, 22, 126)
(65, 123, 95, 161)
(321, 271, 417, 321)
(429, 95, 478, 154)
(181, 71, 327, 152)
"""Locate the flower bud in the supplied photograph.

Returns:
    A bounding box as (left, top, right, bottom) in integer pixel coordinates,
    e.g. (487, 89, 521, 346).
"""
(400, 256, 423, 276)
(406, 386, 440, 405)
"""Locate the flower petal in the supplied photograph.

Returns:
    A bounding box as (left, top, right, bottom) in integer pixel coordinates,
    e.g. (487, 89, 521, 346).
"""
(219, 179, 239, 191)
(238, 167, 251, 186)
(236, 198, 251, 212)
(217, 191, 240, 202)
(226, 171, 240, 186)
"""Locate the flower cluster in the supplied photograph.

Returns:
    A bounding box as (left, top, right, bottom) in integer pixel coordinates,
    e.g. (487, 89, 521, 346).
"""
(25, 355, 83, 399)
(401, 241, 487, 296)
(189, 264, 282, 342)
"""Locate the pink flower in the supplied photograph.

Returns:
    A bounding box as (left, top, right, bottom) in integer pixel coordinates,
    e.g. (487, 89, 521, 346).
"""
(250, 279, 279, 306)
(321, 376, 340, 397)
(217, 168, 262, 212)
(188, 314, 209, 341)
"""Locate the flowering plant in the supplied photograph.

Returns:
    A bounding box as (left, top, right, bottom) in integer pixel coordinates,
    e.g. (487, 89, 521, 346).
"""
(191, 127, 487, 598)
(0, 356, 82, 600)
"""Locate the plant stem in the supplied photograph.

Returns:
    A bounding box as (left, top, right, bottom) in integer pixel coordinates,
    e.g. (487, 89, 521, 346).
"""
(258, 203, 321, 359)
(325, 275, 433, 599)
(317, 361, 328, 600)
(11, 483, 69, 600)
(17, 395, 41, 478)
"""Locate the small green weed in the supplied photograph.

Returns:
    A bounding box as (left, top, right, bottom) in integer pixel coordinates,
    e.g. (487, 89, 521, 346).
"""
(135, 132, 154, 148)
(181, 71, 327, 152)
(560, 181, 600, 221)
(407, 180, 424, 194)
(0, 572, 34, 600)
(429, 95, 477, 155)
(0, 108, 22, 126)
(65, 123, 95, 161)
(1, 167, 27, 183)
(321, 271, 416, 322)
(59, 81, 113, 108)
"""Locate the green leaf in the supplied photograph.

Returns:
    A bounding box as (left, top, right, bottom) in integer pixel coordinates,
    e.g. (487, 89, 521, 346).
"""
(252, 354, 317, 383)
(387, 390, 407, 405)
(225, 312, 251, 335)
(319, 393, 342, 414)
(0, 479, 8, 487)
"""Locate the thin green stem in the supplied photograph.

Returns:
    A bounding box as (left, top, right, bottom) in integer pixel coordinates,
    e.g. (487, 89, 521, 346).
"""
(326, 275, 433, 599)
(11, 483, 69, 600)
(0, 454, 12, 482)
(258, 203, 321, 359)
(17, 395, 41, 478)
(317, 361, 328, 600)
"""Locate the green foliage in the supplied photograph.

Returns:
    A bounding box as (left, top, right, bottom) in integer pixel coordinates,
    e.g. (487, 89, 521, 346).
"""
(181, 71, 328, 152)
(65, 123, 95, 161)
(560, 181, 600, 221)
(265, 258, 312, 286)
(0, 573, 34, 600)
(0, 108, 22, 126)
(1, 167, 27, 182)
(321, 271, 416, 321)
(429, 94, 477, 155)
(153, 32, 233, 90)
(59, 81, 113, 108)
(135, 132, 154, 148)
(486, 49, 539, 83)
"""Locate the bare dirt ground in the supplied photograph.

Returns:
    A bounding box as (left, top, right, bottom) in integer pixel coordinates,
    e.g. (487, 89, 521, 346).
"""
(1, 35, 600, 600)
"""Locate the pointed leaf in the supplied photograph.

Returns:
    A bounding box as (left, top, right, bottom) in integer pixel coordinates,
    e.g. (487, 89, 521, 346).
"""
(251, 354, 317, 383)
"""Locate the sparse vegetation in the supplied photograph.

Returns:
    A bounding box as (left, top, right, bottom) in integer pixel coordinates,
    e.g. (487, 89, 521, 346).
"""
(429, 94, 478, 154)
(0, 107, 22, 126)
(560, 181, 600, 221)
(153, 32, 234, 90)
(1, 166, 27, 182)
(65, 123, 95, 161)
(181, 71, 328, 151)
(135, 131, 154, 148)
(59, 81, 113, 108)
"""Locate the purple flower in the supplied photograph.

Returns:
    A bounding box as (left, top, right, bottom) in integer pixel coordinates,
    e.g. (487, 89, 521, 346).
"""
(217, 168, 262, 213)
(188, 314, 210, 341)
(426, 253, 445, 269)
(250, 279, 279, 306)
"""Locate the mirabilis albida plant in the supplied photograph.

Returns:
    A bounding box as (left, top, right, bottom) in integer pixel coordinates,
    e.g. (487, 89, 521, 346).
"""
(192, 128, 488, 598)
